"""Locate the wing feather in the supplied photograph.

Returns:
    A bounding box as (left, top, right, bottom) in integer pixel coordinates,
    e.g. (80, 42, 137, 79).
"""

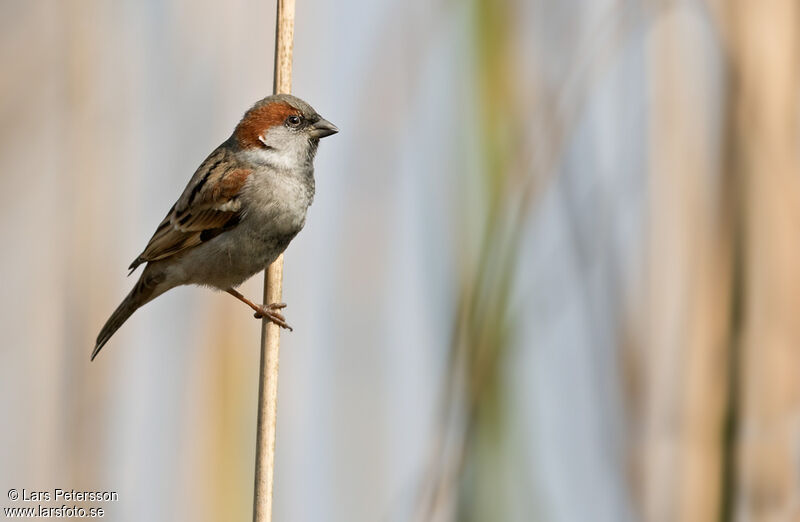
(128, 144, 252, 271)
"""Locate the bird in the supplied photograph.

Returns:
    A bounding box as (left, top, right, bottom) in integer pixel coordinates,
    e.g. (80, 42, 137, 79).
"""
(92, 94, 338, 361)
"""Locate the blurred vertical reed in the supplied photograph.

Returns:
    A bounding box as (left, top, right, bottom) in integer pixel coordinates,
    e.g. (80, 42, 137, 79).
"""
(630, 1, 800, 521)
(416, 1, 527, 519)
(635, 5, 734, 521)
(722, 1, 800, 519)
(451, 0, 518, 519)
(418, 2, 636, 520)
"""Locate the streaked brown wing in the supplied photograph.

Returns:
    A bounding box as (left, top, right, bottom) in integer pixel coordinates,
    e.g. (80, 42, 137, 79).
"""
(128, 144, 252, 271)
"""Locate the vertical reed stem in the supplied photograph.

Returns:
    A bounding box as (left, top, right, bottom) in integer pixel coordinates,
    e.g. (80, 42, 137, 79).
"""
(253, 1, 294, 521)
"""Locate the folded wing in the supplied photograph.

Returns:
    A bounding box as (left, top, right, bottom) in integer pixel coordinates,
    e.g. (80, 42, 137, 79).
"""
(129, 145, 252, 272)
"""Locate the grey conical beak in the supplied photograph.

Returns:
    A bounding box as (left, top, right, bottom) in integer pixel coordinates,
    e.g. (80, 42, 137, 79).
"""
(309, 118, 339, 139)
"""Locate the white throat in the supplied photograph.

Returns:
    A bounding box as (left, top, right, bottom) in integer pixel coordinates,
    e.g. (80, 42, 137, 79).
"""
(241, 127, 310, 171)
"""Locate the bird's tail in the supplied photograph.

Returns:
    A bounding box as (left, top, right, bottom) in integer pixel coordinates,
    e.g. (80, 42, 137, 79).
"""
(92, 268, 166, 361)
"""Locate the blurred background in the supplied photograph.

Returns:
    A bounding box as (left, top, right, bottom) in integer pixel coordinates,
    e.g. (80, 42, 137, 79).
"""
(2, 0, 799, 521)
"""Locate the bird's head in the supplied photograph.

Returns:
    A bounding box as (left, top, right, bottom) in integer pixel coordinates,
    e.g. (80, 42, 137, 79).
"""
(233, 94, 338, 168)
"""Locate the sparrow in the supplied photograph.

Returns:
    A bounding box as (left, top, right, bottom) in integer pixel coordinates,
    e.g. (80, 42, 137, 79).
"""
(92, 94, 338, 361)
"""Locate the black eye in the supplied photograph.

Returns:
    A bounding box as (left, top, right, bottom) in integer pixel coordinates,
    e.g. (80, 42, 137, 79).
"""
(286, 115, 302, 128)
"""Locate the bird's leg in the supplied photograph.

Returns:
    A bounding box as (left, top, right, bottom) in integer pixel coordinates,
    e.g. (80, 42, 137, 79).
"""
(225, 288, 293, 331)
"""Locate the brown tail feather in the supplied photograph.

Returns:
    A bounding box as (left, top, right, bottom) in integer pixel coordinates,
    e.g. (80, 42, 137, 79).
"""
(91, 268, 166, 361)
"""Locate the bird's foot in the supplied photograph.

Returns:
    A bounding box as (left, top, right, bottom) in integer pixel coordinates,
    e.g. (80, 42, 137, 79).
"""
(254, 302, 292, 331)
(225, 289, 293, 331)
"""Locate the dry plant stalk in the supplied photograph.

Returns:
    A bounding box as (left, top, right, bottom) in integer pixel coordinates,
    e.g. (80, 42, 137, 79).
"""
(253, 1, 294, 521)
(725, 1, 800, 519)
(637, 10, 733, 522)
